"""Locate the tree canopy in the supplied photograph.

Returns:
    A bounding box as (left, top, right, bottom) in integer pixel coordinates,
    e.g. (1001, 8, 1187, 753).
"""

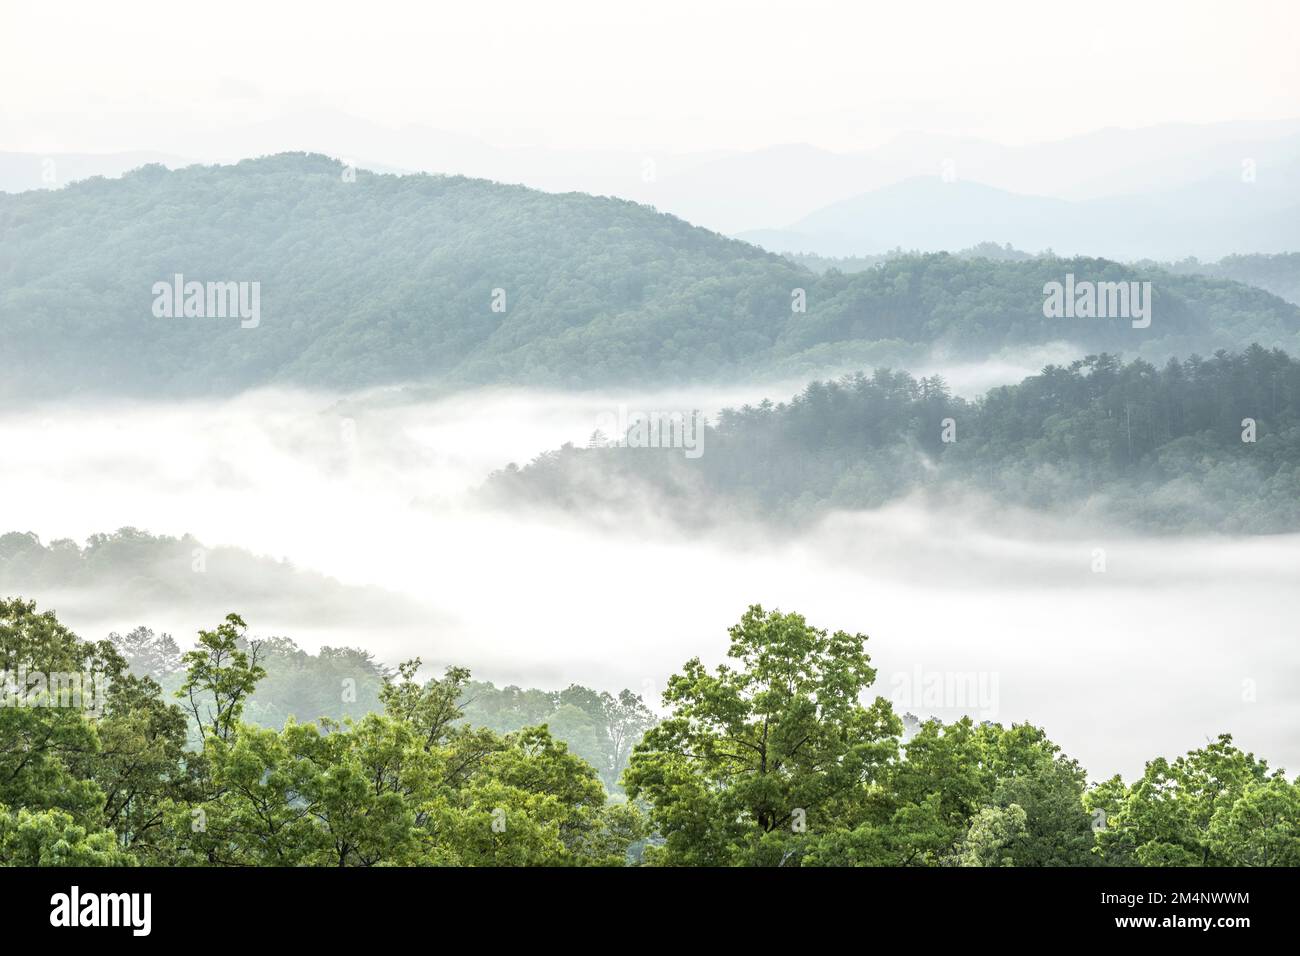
(1, 597, 1295, 867)
(488, 346, 1300, 533)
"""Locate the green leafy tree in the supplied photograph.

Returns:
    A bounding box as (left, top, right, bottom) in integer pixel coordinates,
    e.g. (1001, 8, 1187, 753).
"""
(953, 804, 1028, 867)
(970, 722, 1096, 866)
(1088, 735, 1272, 866)
(70, 669, 191, 858)
(176, 613, 266, 744)
(624, 605, 900, 866)
(0, 804, 134, 866)
(0, 598, 116, 824)
(1208, 776, 1300, 866)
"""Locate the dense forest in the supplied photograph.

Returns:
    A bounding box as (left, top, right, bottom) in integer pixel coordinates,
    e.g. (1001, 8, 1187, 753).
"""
(485, 345, 1300, 533)
(1137, 253, 1300, 307)
(793, 247, 1300, 307)
(0, 530, 655, 793)
(4, 154, 1300, 398)
(1, 598, 1295, 866)
(790, 247, 1300, 310)
(105, 624, 654, 794)
(787, 242, 1040, 274)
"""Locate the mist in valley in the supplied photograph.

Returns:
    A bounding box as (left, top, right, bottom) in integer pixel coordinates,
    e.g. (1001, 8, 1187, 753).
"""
(3, 360, 1296, 782)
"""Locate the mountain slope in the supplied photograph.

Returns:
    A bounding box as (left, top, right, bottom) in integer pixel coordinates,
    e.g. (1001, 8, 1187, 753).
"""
(486, 346, 1300, 534)
(3, 153, 1300, 399)
(0, 152, 813, 396)
(741, 179, 1073, 255)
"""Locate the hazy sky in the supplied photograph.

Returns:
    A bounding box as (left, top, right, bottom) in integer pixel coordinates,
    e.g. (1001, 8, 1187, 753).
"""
(4, 0, 1299, 154)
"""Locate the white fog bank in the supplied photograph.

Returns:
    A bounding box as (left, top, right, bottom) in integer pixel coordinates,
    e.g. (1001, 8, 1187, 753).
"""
(2, 381, 1297, 781)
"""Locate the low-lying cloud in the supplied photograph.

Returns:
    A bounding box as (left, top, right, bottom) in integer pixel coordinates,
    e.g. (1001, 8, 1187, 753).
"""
(2, 372, 1296, 781)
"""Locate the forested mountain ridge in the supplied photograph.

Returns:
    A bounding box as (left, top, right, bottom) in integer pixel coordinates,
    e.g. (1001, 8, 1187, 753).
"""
(792, 247, 1300, 306)
(0, 527, 432, 632)
(3, 153, 1300, 398)
(486, 345, 1300, 534)
(1135, 252, 1300, 307)
(0, 152, 805, 396)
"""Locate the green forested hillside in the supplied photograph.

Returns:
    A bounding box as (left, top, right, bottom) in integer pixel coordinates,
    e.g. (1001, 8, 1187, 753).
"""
(0, 529, 655, 792)
(794, 247, 1300, 305)
(1148, 252, 1300, 306)
(102, 619, 654, 794)
(3, 153, 1299, 398)
(487, 345, 1300, 533)
(2, 598, 1295, 866)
